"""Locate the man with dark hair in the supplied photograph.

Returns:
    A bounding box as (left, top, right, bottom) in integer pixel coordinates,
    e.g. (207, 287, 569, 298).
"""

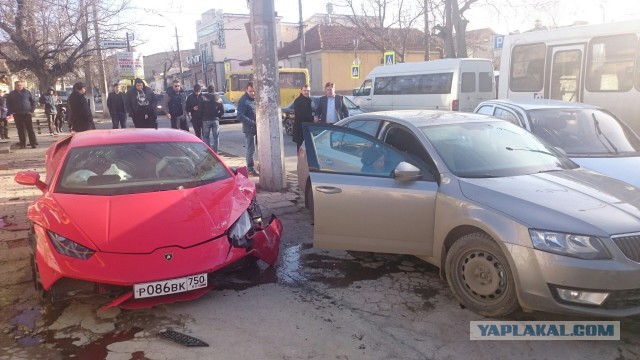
(237, 81, 258, 175)
(124, 78, 157, 128)
(7, 80, 38, 147)
(68, 81, 95, 132)
(107, 83, 127, 129)
(200, 85, 224, 152)
(315, 81, 349, 124)
(186, 84, 204, 138)
(161, 79, 188, 131)
(292, 84, 313, 150)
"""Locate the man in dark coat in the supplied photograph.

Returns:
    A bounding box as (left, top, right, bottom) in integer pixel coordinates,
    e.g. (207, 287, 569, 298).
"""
(124, 78, 157, 128)
(315, 81, 349, 124)
(67, 82, 95, 132)
(186, 84, 204, 138)
(200, 85, 225, 152)
(107, 83, 127, 129)
(161, 79, 188, 131)
(292, 84, 313, 150)
(6, 80, 38, 148)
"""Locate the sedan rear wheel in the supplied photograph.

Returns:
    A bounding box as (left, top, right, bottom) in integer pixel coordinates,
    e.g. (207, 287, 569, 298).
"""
(445, 233, 519, 317)
(285, 119, 293, 136)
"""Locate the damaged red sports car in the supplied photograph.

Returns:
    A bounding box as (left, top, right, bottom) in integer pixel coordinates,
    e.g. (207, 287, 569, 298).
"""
(15, 128, 282, 310)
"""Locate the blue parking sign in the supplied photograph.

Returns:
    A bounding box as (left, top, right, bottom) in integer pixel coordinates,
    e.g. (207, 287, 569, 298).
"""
(384, 51, 395, 65)
(351, 65, 360, 79)
(494, 35, 505, 49)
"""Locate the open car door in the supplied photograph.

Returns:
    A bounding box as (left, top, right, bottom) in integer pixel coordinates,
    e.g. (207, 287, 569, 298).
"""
(302, 124, 438, 256)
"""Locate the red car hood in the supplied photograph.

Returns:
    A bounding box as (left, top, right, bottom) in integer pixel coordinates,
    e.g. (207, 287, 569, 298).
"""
(39, 177, 255, 253)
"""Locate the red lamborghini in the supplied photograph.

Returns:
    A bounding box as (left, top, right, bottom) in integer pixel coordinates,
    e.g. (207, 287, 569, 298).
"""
(15, 129, 282, 310)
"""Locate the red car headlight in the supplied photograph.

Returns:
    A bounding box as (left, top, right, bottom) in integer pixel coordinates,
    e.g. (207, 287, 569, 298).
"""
(47, 230, 95, 260)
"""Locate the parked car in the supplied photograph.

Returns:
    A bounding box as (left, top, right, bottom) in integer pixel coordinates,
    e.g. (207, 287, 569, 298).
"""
(154, 93, 165, 115)
(56, 90, 69, 105)
(282, 95, 364, 136)
(217, 94, 237, 123)
(15, 129, 282, 309)
(475, 99, 640, 188)
(298, 110, 640, 317)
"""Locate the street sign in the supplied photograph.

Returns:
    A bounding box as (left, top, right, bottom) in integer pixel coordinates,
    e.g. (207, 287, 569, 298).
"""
(493, 35, 505, 49)
(384, 51, 395, 65)
(100, 40, 127, 49)
(224, 62, 231, 74)
(350, 65, 360, 79)
(116, 52, 144, 80)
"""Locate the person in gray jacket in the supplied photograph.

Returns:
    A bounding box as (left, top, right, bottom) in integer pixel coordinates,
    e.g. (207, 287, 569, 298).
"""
(237, 81, 258, 176)
(0, 90, 8, 139)
(39, 87, 59, 135)
(6, 80, 37, 148)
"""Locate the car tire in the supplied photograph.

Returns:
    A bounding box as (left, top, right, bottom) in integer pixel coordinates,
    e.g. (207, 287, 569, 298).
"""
(445, 233, 519, 317)
(28, 225, 46, 301)
(305, 180, 314, 219)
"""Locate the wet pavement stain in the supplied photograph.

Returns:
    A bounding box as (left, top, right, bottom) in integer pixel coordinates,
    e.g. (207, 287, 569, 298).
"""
(44, 327, 142, 360)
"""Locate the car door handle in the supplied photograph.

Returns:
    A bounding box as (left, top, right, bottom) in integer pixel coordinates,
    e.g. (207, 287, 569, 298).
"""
(366, 98, 371, 101)
(315, 186, 342, 194)
(324, 159, 334, 165)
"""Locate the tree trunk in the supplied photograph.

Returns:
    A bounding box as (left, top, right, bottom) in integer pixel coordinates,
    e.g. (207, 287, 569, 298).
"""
(452, 1, 468, 58)
(443, 0, 456, 58)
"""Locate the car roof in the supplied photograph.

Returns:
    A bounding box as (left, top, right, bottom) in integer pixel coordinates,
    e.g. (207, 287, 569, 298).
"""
(67, 128, 201, 148)
(479, 99, 601, 111)
(342, 110, 498, 127)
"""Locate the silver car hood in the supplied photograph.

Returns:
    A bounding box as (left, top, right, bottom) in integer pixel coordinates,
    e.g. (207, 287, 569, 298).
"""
(571, 156, 640, 189)
(459, 169, 640, 236)
(224, 103, 236, 111)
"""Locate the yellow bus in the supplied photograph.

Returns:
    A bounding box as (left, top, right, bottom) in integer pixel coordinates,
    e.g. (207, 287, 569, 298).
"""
(225, 68, 309, 107)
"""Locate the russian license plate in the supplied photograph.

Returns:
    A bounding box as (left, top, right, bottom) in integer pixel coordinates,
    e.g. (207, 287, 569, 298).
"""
(133, 273, 207, 299)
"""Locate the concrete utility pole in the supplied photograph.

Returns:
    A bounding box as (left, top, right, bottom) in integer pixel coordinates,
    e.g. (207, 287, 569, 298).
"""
(175, 26, 184, 84)
(298, 0, 307, 69)
(92, 4, 109, 118)
(424, 0, 430, 61)
(81, 0, 95, 115)
(250, 0, 286, 191)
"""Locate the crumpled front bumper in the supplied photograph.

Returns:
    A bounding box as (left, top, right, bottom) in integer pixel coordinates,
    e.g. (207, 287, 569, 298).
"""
(98, 214, 283, 311)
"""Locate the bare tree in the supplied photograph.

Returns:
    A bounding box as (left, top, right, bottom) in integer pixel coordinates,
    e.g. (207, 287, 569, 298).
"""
(430, 0, 481, 58)
(0, 0, 130, 92)
(338, 0, 425, 63)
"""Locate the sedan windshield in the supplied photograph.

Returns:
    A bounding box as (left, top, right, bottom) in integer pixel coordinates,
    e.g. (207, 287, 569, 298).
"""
(55, 142, 231, 195)
(526, 108, 640, 156)
(422, 121, 578, 178)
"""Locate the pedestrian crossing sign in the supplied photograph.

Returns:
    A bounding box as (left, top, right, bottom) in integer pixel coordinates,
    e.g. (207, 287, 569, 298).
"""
(384, 51, 396, 65)
(351, 65, 360, 79)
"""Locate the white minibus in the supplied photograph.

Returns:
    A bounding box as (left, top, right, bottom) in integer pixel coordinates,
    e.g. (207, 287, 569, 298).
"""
(351, 58, 496, 112)
(498, 19, 640, 133)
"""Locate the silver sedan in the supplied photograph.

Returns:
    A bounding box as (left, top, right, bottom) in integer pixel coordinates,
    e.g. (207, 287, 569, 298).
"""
(297, 110, 640, 317)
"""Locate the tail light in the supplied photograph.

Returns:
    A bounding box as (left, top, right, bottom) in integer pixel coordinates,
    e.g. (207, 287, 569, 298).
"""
(451, 100, 459, 111)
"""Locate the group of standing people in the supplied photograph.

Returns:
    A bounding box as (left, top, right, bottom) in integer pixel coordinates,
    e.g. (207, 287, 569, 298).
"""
(291, 81, 349, 150)
(185, 84, 225, 152)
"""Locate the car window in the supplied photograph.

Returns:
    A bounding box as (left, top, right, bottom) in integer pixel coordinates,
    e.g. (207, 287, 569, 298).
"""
(219, 95, 233, 105)
(382, 125, 437, 178)
(494, 107, 521, 126)
(461, 72, 476, 93)
(343, 96, 358, 110)
(527, 108, 640, 155)
(476, 105, 494, 115)
(55, 142, 231, 195)
(305, 124, 422, 179)
(345, 120, 380, 137)
(421, 121, 577, 178)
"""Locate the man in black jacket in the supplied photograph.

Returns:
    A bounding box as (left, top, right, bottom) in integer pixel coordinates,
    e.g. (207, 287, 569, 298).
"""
(161, 80, 188, 131)
(186, 84, 204, 138)
(67, 82, 95, 132)
(107, 83, 127, 129)
(315, 81, 349, 124)
(200, 85, 225, 152)
(124, 78, 157, 128)
(292, 84, 313, 150)
(238, 82, 258, 175)
(6, 80, 38, 148)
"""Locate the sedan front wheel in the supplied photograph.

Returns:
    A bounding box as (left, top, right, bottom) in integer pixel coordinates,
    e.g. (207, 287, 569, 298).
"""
(445, 233, 519, 317)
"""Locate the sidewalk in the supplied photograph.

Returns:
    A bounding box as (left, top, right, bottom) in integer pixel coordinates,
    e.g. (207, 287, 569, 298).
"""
(0, 113, 302, 262)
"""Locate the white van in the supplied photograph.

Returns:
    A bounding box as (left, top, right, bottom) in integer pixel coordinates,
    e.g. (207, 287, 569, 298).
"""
(351, 58, 496, 112)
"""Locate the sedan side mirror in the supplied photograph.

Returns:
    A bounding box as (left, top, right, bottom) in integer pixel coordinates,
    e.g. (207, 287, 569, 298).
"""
(393, 162, 422, 182)
(15, 170, 47, 192)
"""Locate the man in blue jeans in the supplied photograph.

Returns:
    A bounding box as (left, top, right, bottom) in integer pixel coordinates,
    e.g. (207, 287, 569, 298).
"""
(237, 81, 258, 176)
(200, 85, 224, 152)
